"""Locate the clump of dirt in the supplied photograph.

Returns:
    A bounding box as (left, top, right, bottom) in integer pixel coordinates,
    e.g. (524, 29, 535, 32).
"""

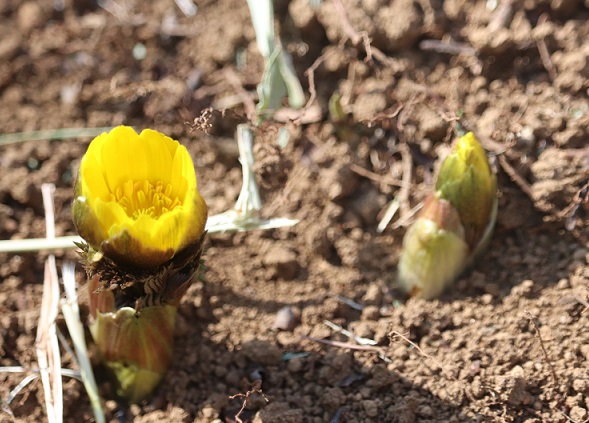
(1, 0, 589, 422)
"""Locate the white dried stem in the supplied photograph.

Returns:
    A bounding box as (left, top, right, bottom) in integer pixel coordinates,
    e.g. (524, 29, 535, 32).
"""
(35, 183, 63, 423)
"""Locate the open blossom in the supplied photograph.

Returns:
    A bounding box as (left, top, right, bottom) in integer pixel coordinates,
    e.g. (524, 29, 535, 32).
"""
(72, 126, 208, 268)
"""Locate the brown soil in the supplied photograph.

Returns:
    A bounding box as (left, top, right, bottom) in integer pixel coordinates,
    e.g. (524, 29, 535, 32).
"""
(1, 0, 589, 422)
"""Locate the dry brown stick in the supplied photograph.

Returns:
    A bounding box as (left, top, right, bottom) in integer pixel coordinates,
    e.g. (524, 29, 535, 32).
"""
(349, 163, 405, 187)
(229, 381, 269, 423)
(557, 408, 589, 423)
(222, 68, 257, 122)
(535, 14, 557, 82)
(497, 154, 538, 203)
(364, 103, 404, 128)
(390, 331, 459, 382)
(302, 49, 334, 111)
(525, 311, 559, 385)
(330, 0, 399, 69)
(558, 181, 589, 219)
(332, 0, 361, 45)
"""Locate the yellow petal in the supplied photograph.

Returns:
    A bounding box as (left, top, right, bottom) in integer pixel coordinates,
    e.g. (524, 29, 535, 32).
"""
(80, 151, 110, 201)
(139, 129, 175, 184)
(171, 145, 193, 201)
(103, 126, 148, 192)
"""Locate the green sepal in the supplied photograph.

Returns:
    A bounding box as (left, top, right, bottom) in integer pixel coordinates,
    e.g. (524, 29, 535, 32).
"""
(90, 305, 177, 403)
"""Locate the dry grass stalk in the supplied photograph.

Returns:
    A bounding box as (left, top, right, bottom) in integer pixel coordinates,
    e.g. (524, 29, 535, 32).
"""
(35, 183, 63, 423)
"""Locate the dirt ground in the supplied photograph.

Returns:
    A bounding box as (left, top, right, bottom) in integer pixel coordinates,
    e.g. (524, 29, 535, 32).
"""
(1, 0, 589, 422)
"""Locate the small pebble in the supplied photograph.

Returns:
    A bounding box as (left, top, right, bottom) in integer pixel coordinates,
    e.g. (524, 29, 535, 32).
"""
(417, 404, 434, 417)
(573, 378, 589, 393)
(133, 43, 147, 60)
(287, 357, 305, 373)
(362, 399, 379, 418)
(362, 284, 383, 305)
(272, 306, 299, 331)
(361, 305, 380, 321)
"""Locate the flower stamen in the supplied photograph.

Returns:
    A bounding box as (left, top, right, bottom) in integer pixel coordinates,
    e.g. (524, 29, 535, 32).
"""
(112, 180, 182, 220)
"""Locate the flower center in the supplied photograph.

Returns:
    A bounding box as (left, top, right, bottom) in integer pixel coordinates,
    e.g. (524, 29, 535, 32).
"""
(112, 180, 182, 220)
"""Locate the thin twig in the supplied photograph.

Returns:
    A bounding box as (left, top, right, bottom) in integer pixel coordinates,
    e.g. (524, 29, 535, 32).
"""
(302, 336, 382, 352)
(557, 409, 589, 423)
(4, 375, 38, 408)
(574, 295, 589, 315)
(390, 330, 458, 381)
(302, 335, 391, 362)
(331, 0, 362, 45)
(223, 68, 257, 122)
(364, 103, 404, 128)
(0, 236, 82, 253)
(330, 407, 347, 423)
(526, 311, 559, 384)
(419, 40, 477, 56)
(323, 320, 377, 346)
(331, 293, 364, 311)
(535, 14, 557, 82)
(558, 181, 589, 219)
(302, 48, 336, 111)
(349, 163, 404, 187)
(497, 155, 540, 205)
(1, 368, 83, 410)
(229, 381, 269, 423)
(330, 0, 399, 69)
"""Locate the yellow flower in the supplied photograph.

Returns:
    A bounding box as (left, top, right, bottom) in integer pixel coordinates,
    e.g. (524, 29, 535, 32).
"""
(73, 126, 208, 268)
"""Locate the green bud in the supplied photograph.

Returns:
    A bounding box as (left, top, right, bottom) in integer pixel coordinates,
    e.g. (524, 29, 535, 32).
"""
(397, 132, 497, 299)
(397, 195, 469, 299)
(435, 132, 497, 250)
